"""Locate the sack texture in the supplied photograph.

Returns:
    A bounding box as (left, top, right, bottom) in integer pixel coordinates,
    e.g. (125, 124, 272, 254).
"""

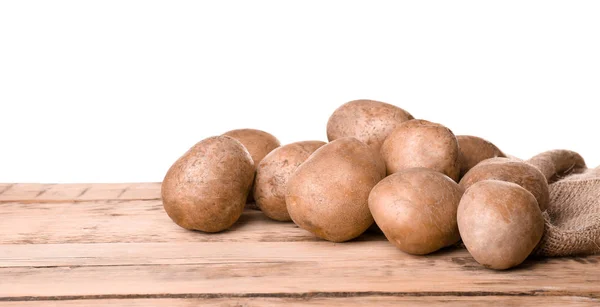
(535, 167, 600, 256)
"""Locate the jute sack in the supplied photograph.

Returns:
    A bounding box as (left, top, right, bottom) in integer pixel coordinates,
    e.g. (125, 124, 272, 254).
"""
(527, 150, 600, 257)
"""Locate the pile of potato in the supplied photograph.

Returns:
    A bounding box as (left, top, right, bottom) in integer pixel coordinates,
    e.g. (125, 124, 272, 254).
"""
(161, 99, 559, 270)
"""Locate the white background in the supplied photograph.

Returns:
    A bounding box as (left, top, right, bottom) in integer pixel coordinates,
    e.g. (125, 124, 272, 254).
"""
(1, 1, 599, 183)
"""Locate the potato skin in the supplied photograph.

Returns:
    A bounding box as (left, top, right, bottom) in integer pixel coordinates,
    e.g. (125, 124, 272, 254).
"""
(223, 129, 281, 165)
(457, 180, 544, 270)
(459, 157, 549, 211)
(285, 137, 383, 242)
(223, 129, 281, 202)
(254, 141, 326, 221)
(161, 136, 255, 232)
(381, 119, 460, 181)
(368, 168, 464, 255)
(326, 100, 412, 177)
(457, 135, 506, 178)
(326, 99, 414, 151)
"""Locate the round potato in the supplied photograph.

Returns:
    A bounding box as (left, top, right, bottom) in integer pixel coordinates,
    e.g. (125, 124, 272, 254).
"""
(161, 136, 255, 232)
(459, 157, 549, 211)
(457, 135, 505, 178)
(254, 140, 326, 221)
(380, 119, 460, 181)
(369, 168, 464, 255)
(223, 129, 280, 202)
(326, 99, 414, 151)
(457, 180, 544, 270)
(286, 137, 383, 242)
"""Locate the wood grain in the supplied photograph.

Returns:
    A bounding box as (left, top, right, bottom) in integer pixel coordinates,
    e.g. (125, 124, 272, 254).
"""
(0, 242, 598, 298)
(1, 183, 599, 305)
(0, 183, 160, 203)
(1, 296, 599, 307)
(0, 201, 367, 244)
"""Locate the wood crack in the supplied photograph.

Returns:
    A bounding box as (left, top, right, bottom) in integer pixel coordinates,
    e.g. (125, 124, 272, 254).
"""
(1, 291, 598, 302)
(0, 184, 14, 195)
(0, 198, 161, 204)
(77, 188, 90, 198)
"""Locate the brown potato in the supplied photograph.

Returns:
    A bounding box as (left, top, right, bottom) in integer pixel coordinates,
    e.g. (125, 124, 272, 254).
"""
(457, 135, 505, 178)
(326, 99, 414, 151)
(326, 99, 413, 177)
(286, 137, 383, 242)
(161, 136, 255, 232)
(459, 157, 549, 211)
(223, 129, 281, 202)
(254, 140, 326, 221)
(457, 180, 544, 270)
(380, 119, 460, 181)
(368, 168, 464, 255)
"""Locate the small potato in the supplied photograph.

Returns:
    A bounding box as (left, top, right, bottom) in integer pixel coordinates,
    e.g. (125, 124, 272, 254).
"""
(326, 99, 413, 177)
(459, 157, 549, 211)
(457, 180, 544, 270)
(457, 135, 505, 178)
(254, 141, 326, 221)
(381, 119, 460, 181)
(368, 168, 464, 255)
(161, 136, 255, 232)
(286, 137, 382, 242)
(223, 129, 281, 202)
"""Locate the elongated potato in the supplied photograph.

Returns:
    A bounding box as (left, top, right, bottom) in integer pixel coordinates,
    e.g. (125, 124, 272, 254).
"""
(254, 140, 326, 221)
(161, 136, 255, 232)
(286, 137, 383, 242)
(326, 99, 414, 151)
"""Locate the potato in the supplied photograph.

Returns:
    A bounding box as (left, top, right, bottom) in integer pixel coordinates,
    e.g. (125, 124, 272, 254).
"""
(368, 168, 464, 255)
(457, 180, 544, 270)
(459, 157, 549, 211)
(223, 129, 281, 202)
(326, 99, 413, 176)
(161, 136, 255, 232)
(380, 119, 460, 181)
(457, 135, 505, 178)
(254, 140, 326, 221)
(285, 137, 383, 242)
(326, 99, 414, 151)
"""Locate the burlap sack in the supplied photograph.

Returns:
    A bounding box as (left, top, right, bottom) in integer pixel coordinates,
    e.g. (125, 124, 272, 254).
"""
(534, 165, 600, 257)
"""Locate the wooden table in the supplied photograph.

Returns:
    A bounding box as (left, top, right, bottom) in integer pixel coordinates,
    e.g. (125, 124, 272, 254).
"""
(1, 183, 599, 306)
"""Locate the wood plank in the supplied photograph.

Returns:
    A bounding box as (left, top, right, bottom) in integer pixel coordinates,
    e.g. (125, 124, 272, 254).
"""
(0, 242, 598, 298)
(0, 201, 385, 244)
(0, 183, 160, 202)
(1, 296, 599, 306)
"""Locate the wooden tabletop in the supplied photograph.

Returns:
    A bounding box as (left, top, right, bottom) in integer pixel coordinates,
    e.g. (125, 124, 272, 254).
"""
(0, 183, 599, 306)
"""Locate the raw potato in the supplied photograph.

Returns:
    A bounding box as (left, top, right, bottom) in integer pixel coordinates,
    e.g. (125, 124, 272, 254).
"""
(326, 99, 414, 151)
(368, 168, 464, 255)
(223, 129, 281, 202)
(161, 136, 255, 232)
(254, 140, 326, 221)
(286, 137, 383, 242)
(457, 180, 544, 270)
(459, 157, 549, 211)
(457, 135, 505, 178)
(326, 99, 413, 176)
(380, 119, 460, 181)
